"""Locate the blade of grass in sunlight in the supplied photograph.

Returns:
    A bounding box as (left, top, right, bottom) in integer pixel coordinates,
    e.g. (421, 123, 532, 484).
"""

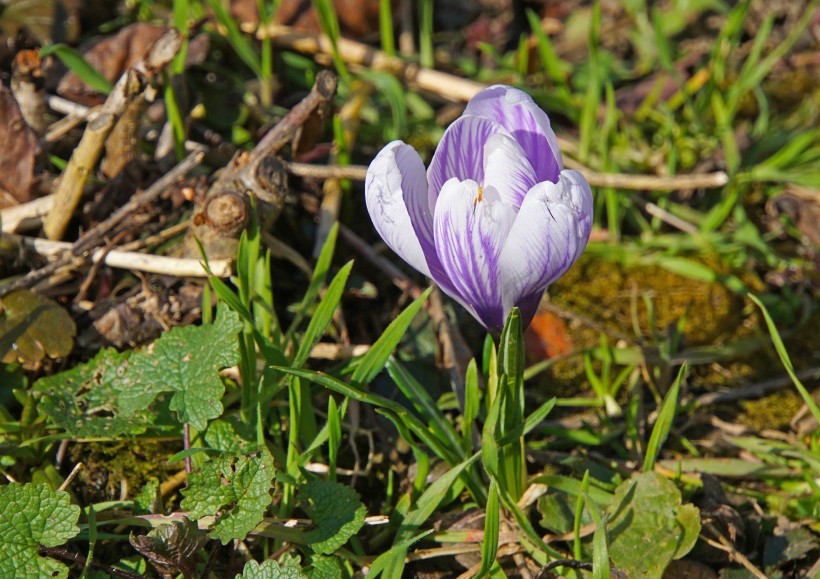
(257, 0, 275, 106)
(497, 308, 526, 499)
(578, 0, 602, 162)
(313, 0, 351, 84)
(585, 491, 610, 579)
(327, 395, 341, 481)
(386, 359, 465, 461)
(287, 222, 338, 339)
(165, 0, 190, 159)
(526, 9, 569, 93)
(291, 261, 353, 369)
(479, 478, 500, 577)
(419, 0, 433, 68)
(40, 44, 112, 94)
(203, 0, 262, 76)
(366, 530, 435, 578)
(462, 359, 480, 451)
(379, 0, 395, 57)
(350, 287, 432, 385)
(573, 471, 590, 564)
(643, 364, 687, 472)
(750, 294, 820, 425)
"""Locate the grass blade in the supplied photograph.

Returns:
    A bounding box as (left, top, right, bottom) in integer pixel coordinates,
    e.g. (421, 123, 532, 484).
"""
(351, 287, 432, 384)
(750, 294, 820, 424)
(643, 363, 687, 472)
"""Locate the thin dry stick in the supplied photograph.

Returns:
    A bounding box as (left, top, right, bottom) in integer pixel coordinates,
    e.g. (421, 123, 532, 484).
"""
(1, 194, 54, 233)
(696, 366, 820, 406)
(262, 24, 486, 102)
(57, 463, 83, 492)
(702, 523, 767, 579)
(44, 110, 117, 240)
(43, 30, 182, 240)
(74, 148, 205, 253)
(16, 235, 232, 277)
(286, 160, 727, 193)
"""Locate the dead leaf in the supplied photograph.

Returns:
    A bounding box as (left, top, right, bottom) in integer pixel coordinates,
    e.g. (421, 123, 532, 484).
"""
(0, 0, 81, 44)
(0, 289, 76, 367)
(130, 518, 209, 579)
(524, 309, 574, 360)
(230, 0, 383, 37)
(0, 83, 42, 207)
(56, 22, 209, 105)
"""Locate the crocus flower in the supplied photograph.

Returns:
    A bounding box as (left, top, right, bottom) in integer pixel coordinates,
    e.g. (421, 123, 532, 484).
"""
(365, 85, 593, 332)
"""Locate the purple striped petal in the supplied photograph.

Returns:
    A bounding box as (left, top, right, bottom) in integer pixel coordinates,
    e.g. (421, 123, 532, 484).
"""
(365, 141, 434, 277)
(483, 133, 538, 210)
(464, 85, 562, 184)
(426, 115, 509, 208)
(433, 178, 517, 331)
(499, 170, 593, 326)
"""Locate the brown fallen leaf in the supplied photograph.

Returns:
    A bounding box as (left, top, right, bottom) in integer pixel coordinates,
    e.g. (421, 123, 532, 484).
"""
(524, 308, 574, 361)
(230, 0, 383, 37)
(0, 288, 76, 368)
(56, 22, 209, 105)
(0, 83, 42, 207)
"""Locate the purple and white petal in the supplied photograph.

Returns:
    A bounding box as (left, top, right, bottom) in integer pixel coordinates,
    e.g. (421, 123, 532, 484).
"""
(365, 141, 433, 277)
(464, 85, 562, 184)
(433, 178, 517, 331)
(498, 170, 593, 325)
(426, 115, 510, 210)
(482, 133, 538, 211)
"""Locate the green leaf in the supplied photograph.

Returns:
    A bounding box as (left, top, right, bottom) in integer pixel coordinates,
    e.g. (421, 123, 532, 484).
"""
(351, 287, 432, 384)
(365, 529, 434, 578)
(591, 513, 610, 579)
(118, 304, 242, 430)
(308, 555, 343, 579)
(479, 479, 500, 576)
(292, 261, 353, 369)
(301, 479, 367, 555)
(383, 454, 480, 577)
(386, 358, 464, 461)
(0, 483, 81, 579)
(181, 449, 276, 544)
(643, 364, 686, 472)
(750, 294, 820, 425)
(39, 44, 113, 94)
(236, 558, 307, 579)
(34, 348, 154, 438)
(607, 472, 700, 578)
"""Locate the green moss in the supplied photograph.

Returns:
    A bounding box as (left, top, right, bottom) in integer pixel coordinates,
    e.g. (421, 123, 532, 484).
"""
(550, 254, 747, 347)
(530, 254, 757, 397)
(736, 390, 805, 431)
(69, 439, 181, 504)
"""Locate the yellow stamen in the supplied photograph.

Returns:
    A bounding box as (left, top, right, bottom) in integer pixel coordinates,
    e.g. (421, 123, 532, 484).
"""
(473, 185, 484, 207)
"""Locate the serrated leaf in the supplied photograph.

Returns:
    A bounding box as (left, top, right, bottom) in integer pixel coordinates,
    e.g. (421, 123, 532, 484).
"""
(133, 479, 161, 515)
(203, 415, 257, 453)
(34, 348, 152, 438)
(607, 472, 701, 578)
(301, 480, 366, 555)
(0, 483, 81, 579)
(118, 304, 242, 430)
(237, 559, 307, 579)
(181, 449, 276, 544)
(308, 555, 343, 579)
